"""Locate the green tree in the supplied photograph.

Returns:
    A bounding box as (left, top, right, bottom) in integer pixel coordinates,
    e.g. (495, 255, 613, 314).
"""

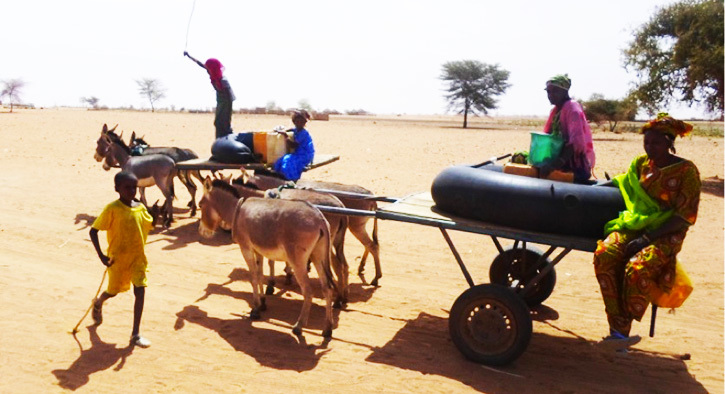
(441, 60, 510, 128)
(1, 78, 25, 113)
(623, 0, 724, 117)
(135, 78, 166, 112)
(81, 96, 100, 109)
(582, 94, 638, 132)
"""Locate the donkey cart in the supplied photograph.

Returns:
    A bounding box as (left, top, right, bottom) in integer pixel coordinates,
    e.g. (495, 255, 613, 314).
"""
(313, 191, 599, 366)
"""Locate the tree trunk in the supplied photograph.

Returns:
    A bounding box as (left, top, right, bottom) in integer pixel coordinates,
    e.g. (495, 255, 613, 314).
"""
(463, 100, 469, 129)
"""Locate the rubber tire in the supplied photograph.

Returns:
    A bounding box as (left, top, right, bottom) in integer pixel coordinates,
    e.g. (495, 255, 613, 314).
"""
(489, 245, 556, 307)
(449, 284, 532, 366)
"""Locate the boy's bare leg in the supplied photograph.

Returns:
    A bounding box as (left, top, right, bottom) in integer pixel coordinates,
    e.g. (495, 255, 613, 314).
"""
(131, 286, 150, 347)
(93, 292, 115, 325)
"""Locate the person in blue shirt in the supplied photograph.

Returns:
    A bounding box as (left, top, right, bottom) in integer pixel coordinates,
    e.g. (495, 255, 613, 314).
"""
(273, 110, 315, 181)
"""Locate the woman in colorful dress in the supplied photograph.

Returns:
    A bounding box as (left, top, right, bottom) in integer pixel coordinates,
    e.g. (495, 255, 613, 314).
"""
(540, 74, 596, 183)
(593, 113, 700, 348)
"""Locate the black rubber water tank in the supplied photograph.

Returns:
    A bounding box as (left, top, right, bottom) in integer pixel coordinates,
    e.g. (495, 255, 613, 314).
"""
(431, 165, 624, 238)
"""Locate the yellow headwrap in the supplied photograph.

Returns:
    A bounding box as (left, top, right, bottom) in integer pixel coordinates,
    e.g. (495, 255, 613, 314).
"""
(640, 112, 693, 138)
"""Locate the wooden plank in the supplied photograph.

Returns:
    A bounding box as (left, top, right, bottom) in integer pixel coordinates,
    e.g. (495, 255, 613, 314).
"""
(176, 154, 339, 171)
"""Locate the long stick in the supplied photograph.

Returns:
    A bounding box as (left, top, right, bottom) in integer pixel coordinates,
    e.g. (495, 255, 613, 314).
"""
(184, 0, 197, 51)
(70, 268, 107, 334)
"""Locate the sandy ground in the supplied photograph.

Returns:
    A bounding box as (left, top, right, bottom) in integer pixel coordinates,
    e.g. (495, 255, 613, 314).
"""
(0, 108, 722, 393)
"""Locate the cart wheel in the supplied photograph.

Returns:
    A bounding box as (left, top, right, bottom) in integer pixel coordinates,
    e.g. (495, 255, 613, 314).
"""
(489, 245, 556, 307)
(449, 283, 532, 366)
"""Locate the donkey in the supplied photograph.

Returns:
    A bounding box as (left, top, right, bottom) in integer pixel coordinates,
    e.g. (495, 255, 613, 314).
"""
(95, 128, 176, 227)
(238, 170, 383, 286)
(198, 177, 338, 338)
(228, 179, 349, 306)
(128, 131, 203, 216)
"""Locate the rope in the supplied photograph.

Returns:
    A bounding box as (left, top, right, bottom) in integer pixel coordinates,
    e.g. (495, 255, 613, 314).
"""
(184, 0, 197, 51)
(70, 268, 107, 334)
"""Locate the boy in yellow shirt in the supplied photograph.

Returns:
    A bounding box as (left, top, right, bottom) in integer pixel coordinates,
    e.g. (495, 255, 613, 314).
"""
(90, 171, 154, 348)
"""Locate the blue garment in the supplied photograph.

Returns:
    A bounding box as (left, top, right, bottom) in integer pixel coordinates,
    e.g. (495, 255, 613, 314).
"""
(273, 128, 315, 181)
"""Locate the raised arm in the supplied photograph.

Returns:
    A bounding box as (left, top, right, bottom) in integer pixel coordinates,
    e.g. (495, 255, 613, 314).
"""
(184, 51, 206, 69)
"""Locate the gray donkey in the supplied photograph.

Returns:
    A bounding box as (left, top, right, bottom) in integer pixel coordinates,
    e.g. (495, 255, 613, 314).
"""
(95, 127, 176, 227)
(128, 130, 203, 216)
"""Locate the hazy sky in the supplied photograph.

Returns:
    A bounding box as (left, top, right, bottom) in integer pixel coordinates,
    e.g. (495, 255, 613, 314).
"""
(2, 0, 706, 118)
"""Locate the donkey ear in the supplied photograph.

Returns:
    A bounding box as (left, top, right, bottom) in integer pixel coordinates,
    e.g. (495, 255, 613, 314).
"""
(203, 175, 213, 191)
(119, 130, 124, 140)
(102, 123, 108, 133)
(130, 131, 136, 141)
(110, 124, 118, 133)
(240, 168, 251, 184)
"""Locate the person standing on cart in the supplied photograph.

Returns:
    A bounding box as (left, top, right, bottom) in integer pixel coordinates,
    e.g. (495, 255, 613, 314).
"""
(184, 52, 236, 140)
(593, 113, 700, 348)
(540, 74, 596, 183)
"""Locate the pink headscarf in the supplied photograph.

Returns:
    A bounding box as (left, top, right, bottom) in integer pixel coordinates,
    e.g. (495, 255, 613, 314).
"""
(204, 58, 224, 90)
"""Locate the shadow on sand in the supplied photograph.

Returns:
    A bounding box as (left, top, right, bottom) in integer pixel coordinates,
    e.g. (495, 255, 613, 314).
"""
(174, 304, 332, 372)
(364, 310, 706, 393)
(52, 326, 134, 391)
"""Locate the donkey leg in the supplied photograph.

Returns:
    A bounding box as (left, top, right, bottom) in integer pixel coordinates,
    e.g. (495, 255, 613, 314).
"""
(265, 259, 276, 295)
(177, 170, 197, 217)
(290, 259, 312, 336)
(241, 249, 264, 318)
(311, 260, 335, 338)
(349, 222, 381, 286)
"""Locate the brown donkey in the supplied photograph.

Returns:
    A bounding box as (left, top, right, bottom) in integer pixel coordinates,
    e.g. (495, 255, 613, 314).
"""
(198, 177, 338, 338)
(229, 180, 350, 307)
(238, 170, 383, 286)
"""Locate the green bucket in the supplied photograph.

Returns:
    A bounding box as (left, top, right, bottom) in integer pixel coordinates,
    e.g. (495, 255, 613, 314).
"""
(529, 132, 564, 166)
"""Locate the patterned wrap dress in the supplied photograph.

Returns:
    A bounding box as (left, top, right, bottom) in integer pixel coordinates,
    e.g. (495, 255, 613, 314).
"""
(593, 154, 700, 335)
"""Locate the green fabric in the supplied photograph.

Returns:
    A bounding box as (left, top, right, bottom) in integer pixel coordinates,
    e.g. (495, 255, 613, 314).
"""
(546, 74, 571, 91)
(604, 159, 673, 235)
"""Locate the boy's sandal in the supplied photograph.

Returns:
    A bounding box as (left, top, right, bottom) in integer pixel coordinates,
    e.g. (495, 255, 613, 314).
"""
(92, 299, 103, 326)
(131, 335, 151, 348)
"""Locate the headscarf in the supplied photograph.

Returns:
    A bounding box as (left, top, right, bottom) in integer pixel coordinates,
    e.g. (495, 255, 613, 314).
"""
(204, 58, 224, 90)
(640, 112, 693, 138)
(546, 74, 572, 91)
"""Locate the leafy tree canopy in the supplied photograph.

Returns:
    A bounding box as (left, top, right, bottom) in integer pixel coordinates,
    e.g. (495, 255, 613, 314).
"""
(441, 60, 511, 128)
(623, 0, 724, 117)
(582, 94, 638, 131)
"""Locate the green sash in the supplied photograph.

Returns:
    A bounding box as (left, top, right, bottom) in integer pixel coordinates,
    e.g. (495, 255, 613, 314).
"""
(604, 159, 673, 236)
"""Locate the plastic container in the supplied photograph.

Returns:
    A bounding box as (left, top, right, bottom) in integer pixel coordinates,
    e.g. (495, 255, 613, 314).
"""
(529, 132, 564, 166)
(252, 131, 291, 164)
(650, 260, 693, 308)
(503, 163, 539, 178)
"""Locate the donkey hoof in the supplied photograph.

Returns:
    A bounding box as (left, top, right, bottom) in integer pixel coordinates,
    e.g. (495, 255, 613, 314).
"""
(322, 328, 333, 338)
(292, 326, 303, 336)
(265, 285, 275, 296)
(371, 278, 380, 287)
(250, 309, 261, 320)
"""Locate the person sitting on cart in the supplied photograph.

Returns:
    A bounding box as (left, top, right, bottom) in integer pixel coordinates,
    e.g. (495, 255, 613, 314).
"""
(592, 113, 700, 348)
(271, 110, 315, 181)
(540, 74, 596, 183)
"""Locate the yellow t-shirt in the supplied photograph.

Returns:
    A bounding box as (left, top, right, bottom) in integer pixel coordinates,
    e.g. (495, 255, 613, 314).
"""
(92, 200, 153, 262)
